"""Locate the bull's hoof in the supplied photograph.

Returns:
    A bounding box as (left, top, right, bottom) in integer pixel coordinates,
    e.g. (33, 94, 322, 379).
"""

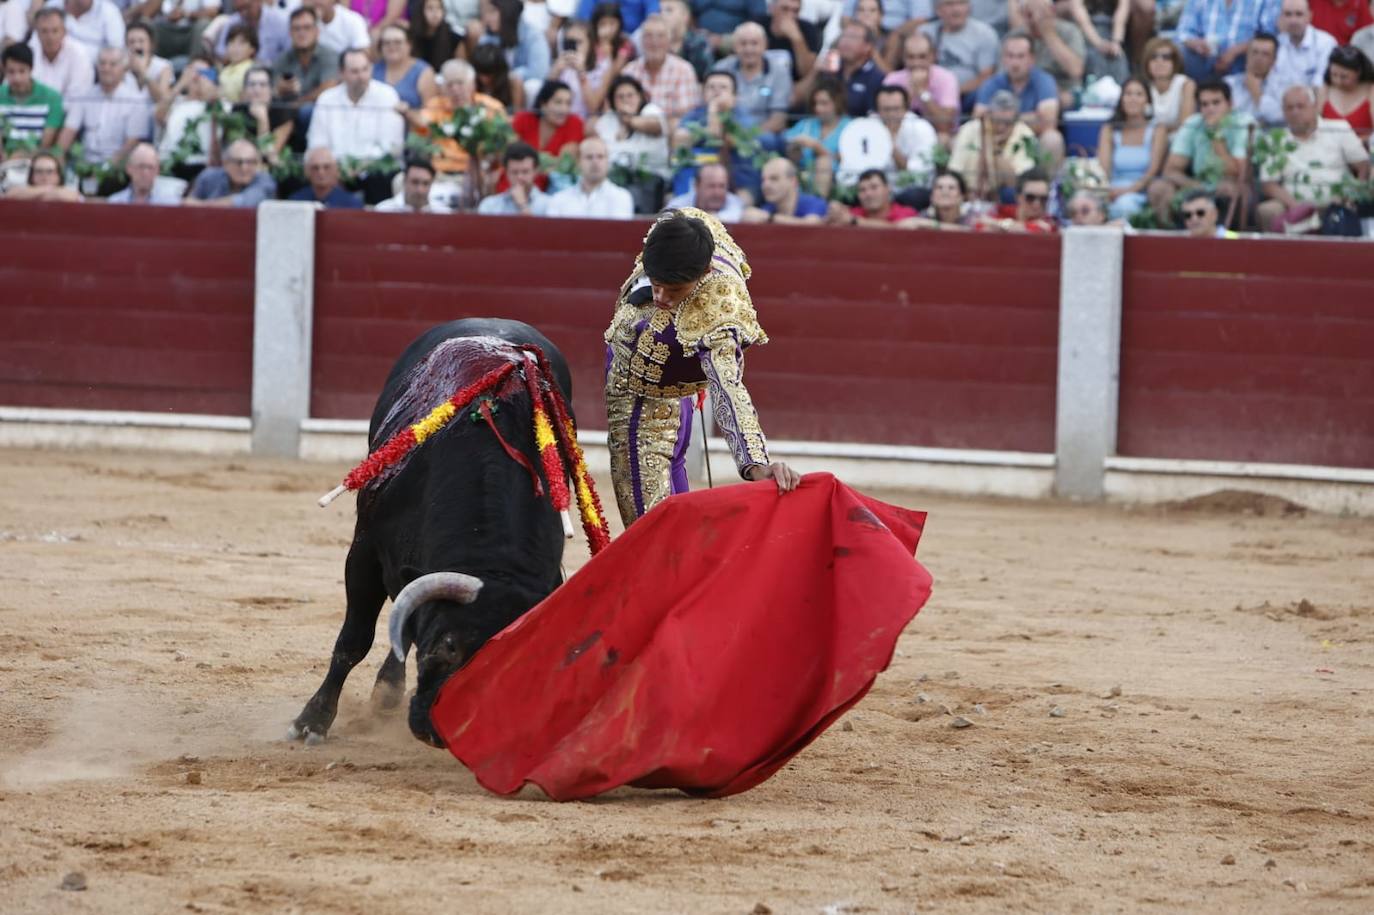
(370, 682, 404, 712)
(286, 720, 329, 745)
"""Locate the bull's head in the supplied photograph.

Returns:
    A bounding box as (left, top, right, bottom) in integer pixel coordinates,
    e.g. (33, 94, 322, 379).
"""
(387, 571, 506, 748)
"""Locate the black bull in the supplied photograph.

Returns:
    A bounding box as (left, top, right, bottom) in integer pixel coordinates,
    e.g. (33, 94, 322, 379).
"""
(289, 318, 573, 747)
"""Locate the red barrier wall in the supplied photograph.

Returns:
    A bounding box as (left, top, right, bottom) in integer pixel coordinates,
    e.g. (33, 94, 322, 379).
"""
(1120, 236, 1374, 469)
(311, 214, 1063, 453)
(0, 200, 256, 416)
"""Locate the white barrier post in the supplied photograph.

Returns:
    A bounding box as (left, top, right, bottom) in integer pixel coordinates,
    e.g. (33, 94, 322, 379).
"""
(1055, 226, 1124, 500)
(251, 201, 317, 457)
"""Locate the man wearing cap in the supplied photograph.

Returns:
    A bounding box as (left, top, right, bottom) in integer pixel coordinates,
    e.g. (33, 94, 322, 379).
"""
(603, 208, 799, 526)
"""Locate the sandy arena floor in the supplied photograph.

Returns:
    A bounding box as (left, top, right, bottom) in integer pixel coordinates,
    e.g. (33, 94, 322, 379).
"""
(0, 446, 1370, 914)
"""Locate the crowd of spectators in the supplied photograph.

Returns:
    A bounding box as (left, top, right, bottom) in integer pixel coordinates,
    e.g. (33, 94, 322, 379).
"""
(1, 0, 1371, 235)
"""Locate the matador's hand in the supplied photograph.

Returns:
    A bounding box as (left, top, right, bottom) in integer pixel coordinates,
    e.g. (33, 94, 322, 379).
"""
(748, 461, 801, 493)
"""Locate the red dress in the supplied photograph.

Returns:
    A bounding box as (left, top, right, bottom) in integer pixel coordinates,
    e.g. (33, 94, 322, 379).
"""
(495, 110, 586, 191)
(1323, 97, 1374, 139)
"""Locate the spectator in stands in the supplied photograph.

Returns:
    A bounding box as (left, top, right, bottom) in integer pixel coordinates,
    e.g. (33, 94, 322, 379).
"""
(843, 0, 927, 37)
(57, 47, 148, 167)
(850, 0, 882, 41)
(289, 145, 364, 206)
(184, 136, 276, 205)
(306, 0, 370, 55)
(826, 167, 918, 225)
(477, 141, 548, 213)
(3, 0, 33, 49)
(784, 77, 849, 196)
(587, 3, 637, 94)
(793, 18, 884, 115)
(1225, 30, 1285, 124)
(673, 70, 764, 195)
(107, 141, 182, 203)
(29, 8, 95, 98)
(1150, 78, 1253, 224)
(1308, 0, 1370, 44)
(352, 0, 409, 40)
(308, 48, 405, 161)
(513, 78, 585, 161)
(542, 134, 635, 216)
(472, 41, 525, 109)
(665, 160, 745, 219)
(1175, 0, 1280, 81)
(623, 14, 702, 125)
(882, 30, 958, 137)
(218, 25, 258, 102)
(155, 60, 218, 180)
(0, 44, 65, 152)
(216, 0, 291, 63)
(131, 0, 219, 62)
(921, 0, 998, 109)
(1355, 24, 1374, 67)
(871, 83, 937, 179)
(766, 0, 819, 81)
(1097, 76, 1166, 219)
(60, 0, 126, 60)
(1258, 83, 1368, 228)
(975, 166, 1056, 230)
(657, 0, 713, 81)
(1064, 188, 1108, 223)
(1273, 0, 1337, 90)
(1142, 37, 1196, 135)
(3, 150, 83, 199)
(1179, 187, 1232, 235)
(909, 168, 975, 228)
(376, 157, 454, 211)
(596, 73, 672, 177)
(374, 24, 437, 111)
(474, 0, 551, 87)
(973, 31, 1065, 167)
(273, 8, 339, 106)
(693, 0, 768, 42)
(124, 22, 172, 116)
(1051, 0, 1133, 86)
(410, 59, 504, 177)
(947, 89, 1038, 199)
(410, 0, 462, 71)
(1006, 0, 1086, 106)
(713, 21, 791, 141)
(233, 65, 295, 163)
(1317, 44, 1374, 138)
(573, 0, 659, 33)
(740, 155, 826, 222)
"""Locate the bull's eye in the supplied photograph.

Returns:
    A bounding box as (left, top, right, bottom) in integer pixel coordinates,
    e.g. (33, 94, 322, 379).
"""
(441, 633, 459, 653)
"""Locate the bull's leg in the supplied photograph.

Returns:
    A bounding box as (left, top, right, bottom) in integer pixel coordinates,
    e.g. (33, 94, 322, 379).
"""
(289, 537, 387, 743)
(369, 650, 405, 711)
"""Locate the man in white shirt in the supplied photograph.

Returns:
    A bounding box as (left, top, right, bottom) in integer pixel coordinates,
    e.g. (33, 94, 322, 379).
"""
(665, 161, 746, 221)
(543, 136, 634, 218)
(307, 47, 403, 160)
(29, 8, 95, 97)
(107, 141, 183, 203)
(1272, 0, 1337, 91)
(872, 84, 938, 180)
(56, 0, 125, 58)
(57, 46, 147, 163)
(1258, 84, 1369, 230)
(306, 0, 369, 55)
(375, 159, 454, 213)
(1225, 32, 1286, 127)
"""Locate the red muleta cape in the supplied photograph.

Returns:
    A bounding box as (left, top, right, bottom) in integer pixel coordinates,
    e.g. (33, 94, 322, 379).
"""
(429, 472, 933, 800)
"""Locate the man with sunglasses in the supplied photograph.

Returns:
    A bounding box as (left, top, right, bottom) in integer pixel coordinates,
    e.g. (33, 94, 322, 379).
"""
(1179, 188, 1236, 236)
(976, 167, 1057, 232)
(183, 136, 277, 206)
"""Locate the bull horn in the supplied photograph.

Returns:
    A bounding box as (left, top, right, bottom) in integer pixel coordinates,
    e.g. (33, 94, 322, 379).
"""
(388, 572, 484, 663)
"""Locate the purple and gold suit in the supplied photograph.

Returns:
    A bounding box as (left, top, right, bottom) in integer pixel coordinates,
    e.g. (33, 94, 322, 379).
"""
(604, 209, 771, 527)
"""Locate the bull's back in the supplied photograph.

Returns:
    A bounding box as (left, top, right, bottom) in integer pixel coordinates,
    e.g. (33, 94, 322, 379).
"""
(371, 319, 571, 440)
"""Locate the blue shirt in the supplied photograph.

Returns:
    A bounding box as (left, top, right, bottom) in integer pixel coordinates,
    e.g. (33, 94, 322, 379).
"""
(575, 0, 659, 32)
(762, 192, 827, 218)
(189, 168, 277, 207)
(838, 60, 885, 117)
(1177, 0, 1280, 53)
(975, 68, 1059, 113)
(692, 0, 768, 36)
(289, 184, 364, 208)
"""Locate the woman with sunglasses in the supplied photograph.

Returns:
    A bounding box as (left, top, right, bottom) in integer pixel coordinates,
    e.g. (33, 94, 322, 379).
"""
(1318, 45, 1374, 139)
(1140, 37, 1195, 136)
